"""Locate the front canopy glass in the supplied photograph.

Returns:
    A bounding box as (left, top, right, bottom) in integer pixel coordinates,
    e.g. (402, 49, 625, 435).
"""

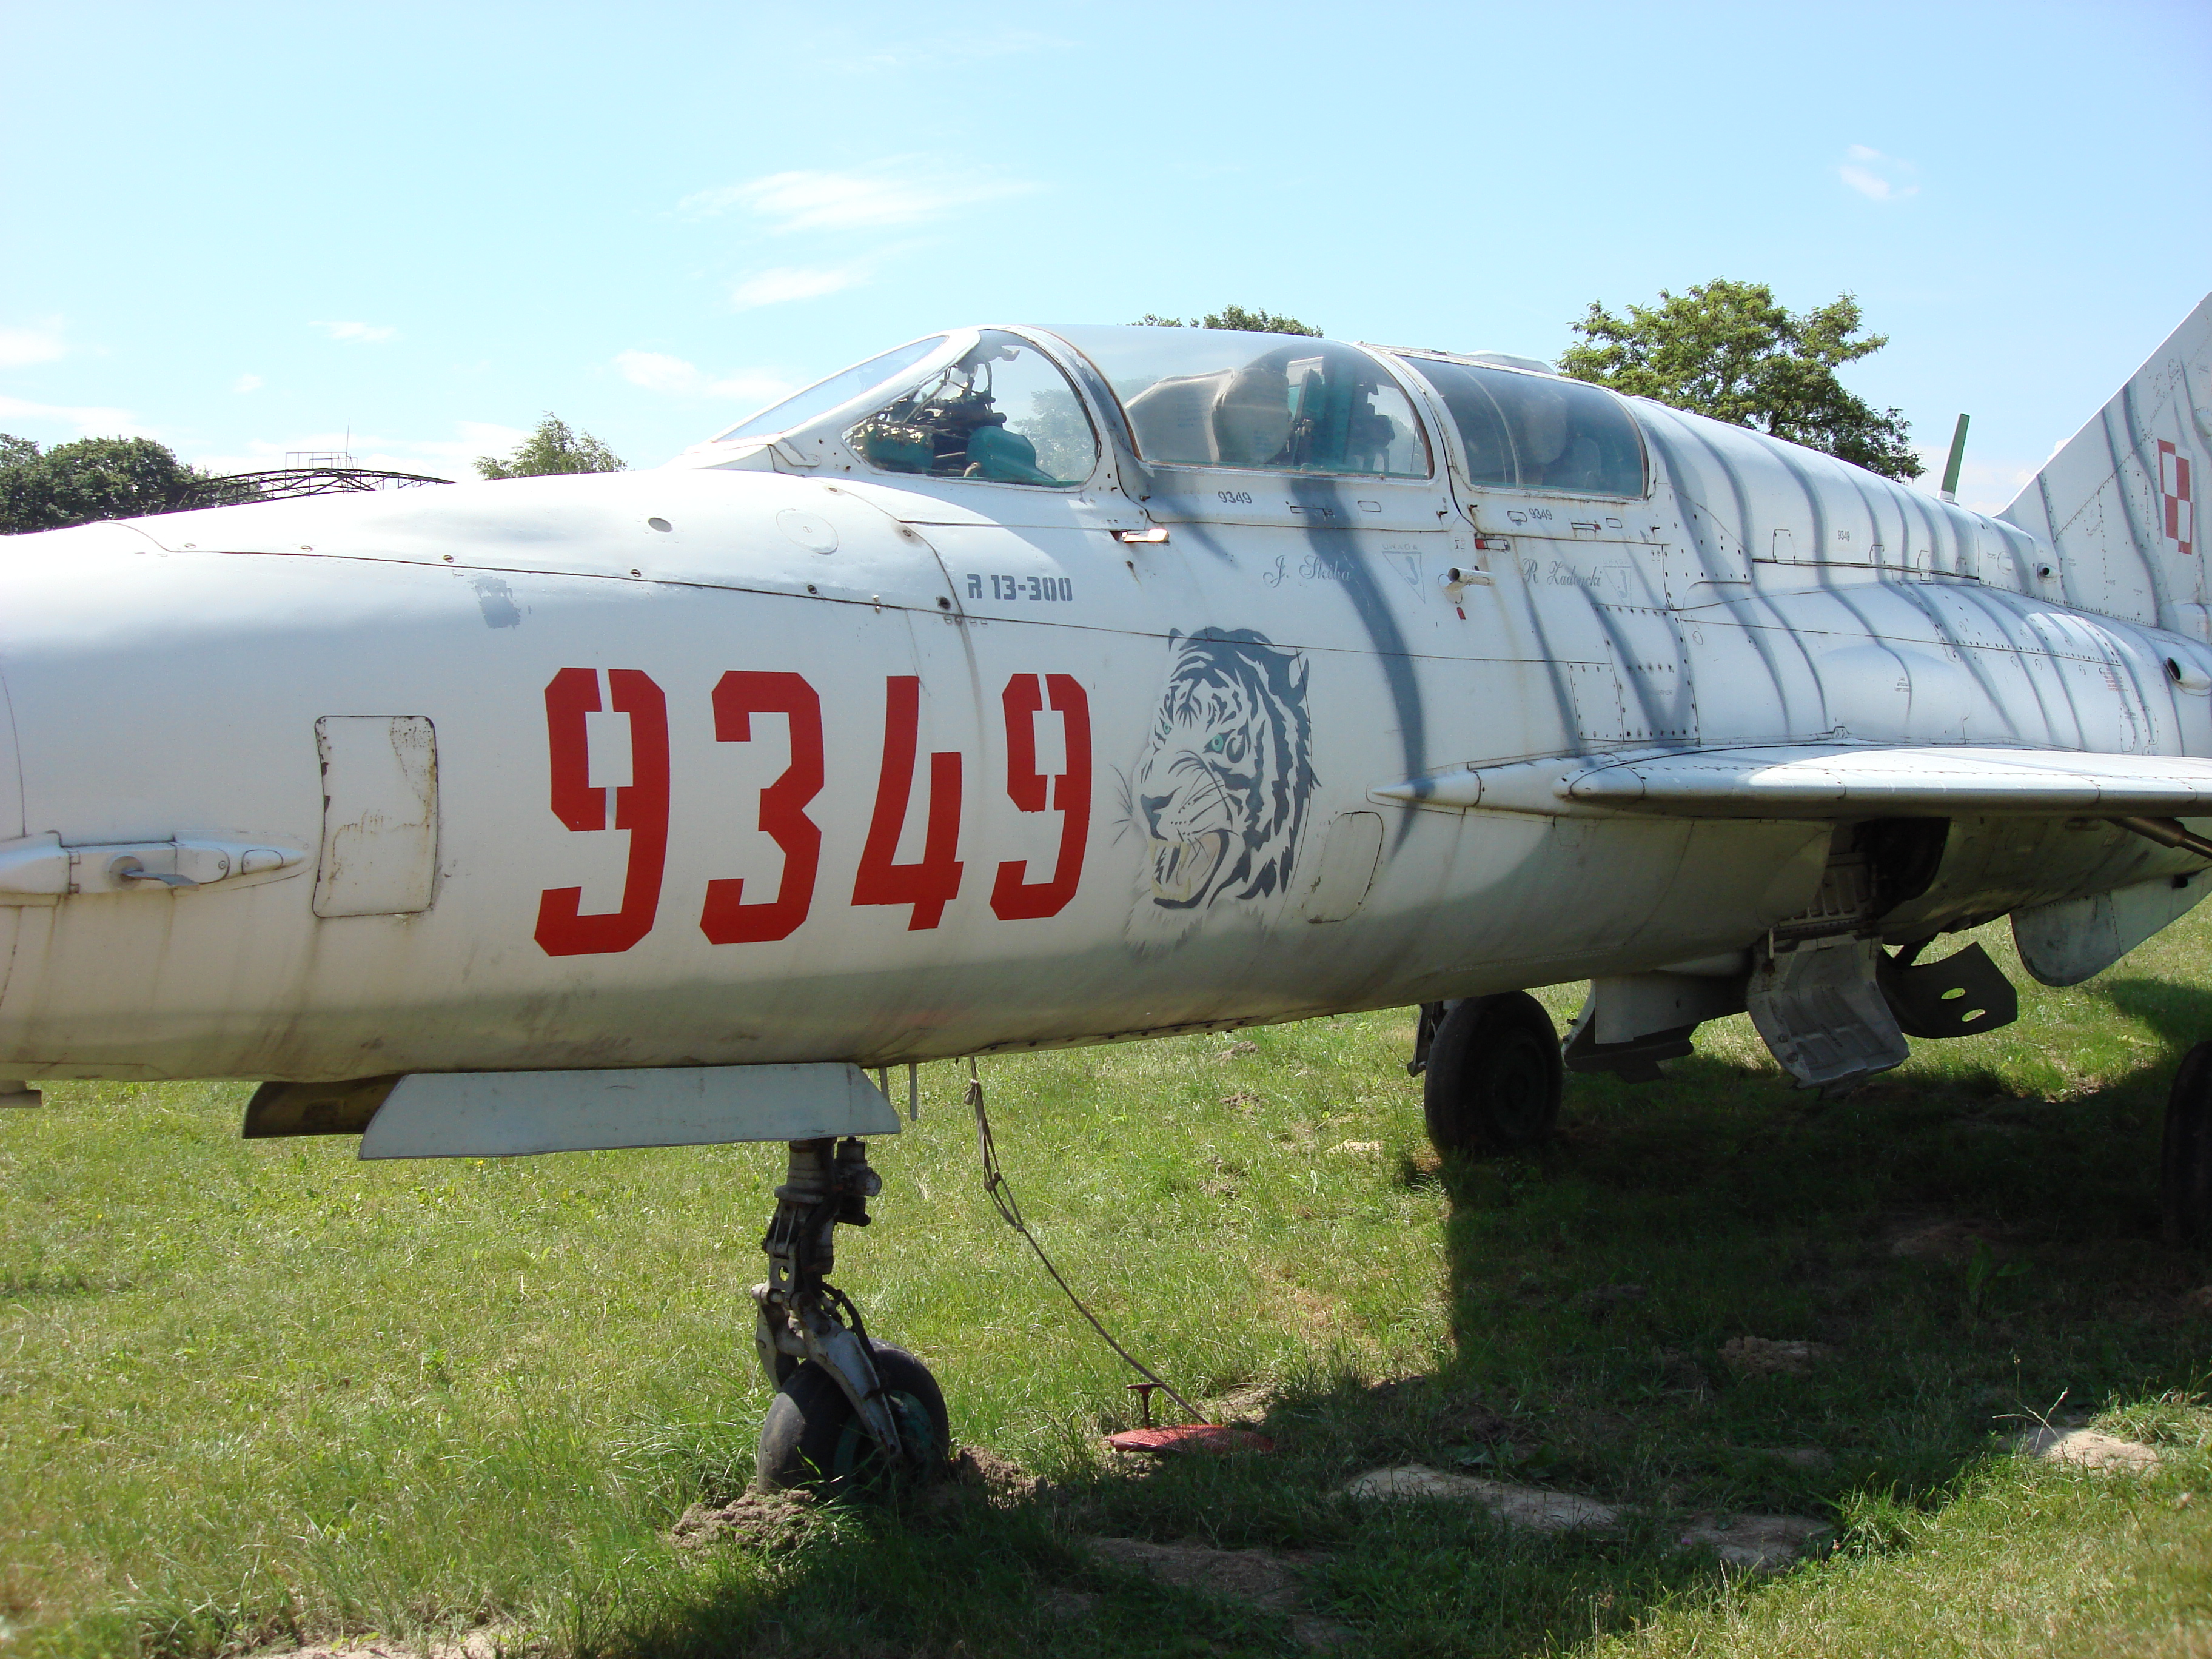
(710, 336, 951, 444)
(845, 330, 1098, 488)
(1050, 326, 1431, 478)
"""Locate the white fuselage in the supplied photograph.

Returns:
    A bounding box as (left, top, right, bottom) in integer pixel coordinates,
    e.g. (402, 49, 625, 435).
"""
(0, 327, 2203, 1083)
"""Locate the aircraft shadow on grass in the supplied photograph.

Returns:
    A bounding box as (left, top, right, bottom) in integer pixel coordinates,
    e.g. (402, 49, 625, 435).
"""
(598, 1027, 2207, 1657)
(2098, 977, 2212, 1055)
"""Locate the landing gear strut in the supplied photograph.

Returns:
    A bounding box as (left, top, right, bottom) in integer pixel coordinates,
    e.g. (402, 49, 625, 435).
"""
(752, 1136, 948, 1492)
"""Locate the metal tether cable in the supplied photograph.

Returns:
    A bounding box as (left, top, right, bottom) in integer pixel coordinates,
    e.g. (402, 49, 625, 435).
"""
(964, 1057, 1202, 1423)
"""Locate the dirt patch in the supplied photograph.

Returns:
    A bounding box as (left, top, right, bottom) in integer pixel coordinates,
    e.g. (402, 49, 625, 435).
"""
(1344, 1467, 1829, 1569)
(252, 1635, 513, 1659)
(907, 1446, 1063, 1527)
(1888, 1218, 2006, 1263)
(2017, 1427, 2162, 1472)
(1720, 1336, 1834, 1378)
(1039, 1586, 1101, 1619)
(1083, 1537, 1347, 1649)
(1675, 1513, 1832, 1571)
(667, 1487, 817, 1551)
(1342, 1465, 1621, 1532)
(1087, 1535, 1305, 1609)
(1201, 1381, 1277, 1423)
(950, 1445, 1046, 1503)
(672, 1452, 1044, 1546)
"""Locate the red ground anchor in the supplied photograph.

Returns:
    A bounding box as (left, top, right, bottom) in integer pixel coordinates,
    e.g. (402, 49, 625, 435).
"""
(1106, 1384, 1275, 1454)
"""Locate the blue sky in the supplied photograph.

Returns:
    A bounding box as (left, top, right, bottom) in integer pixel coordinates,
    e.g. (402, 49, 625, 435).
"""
(2, 1, 2205, 511)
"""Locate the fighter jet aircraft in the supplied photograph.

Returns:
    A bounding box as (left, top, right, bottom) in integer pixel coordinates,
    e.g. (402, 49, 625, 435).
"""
(2, 297, 2208, 1486)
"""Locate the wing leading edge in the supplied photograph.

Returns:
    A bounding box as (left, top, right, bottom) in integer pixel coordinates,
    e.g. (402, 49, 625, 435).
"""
(1374, 745, 2212, 820)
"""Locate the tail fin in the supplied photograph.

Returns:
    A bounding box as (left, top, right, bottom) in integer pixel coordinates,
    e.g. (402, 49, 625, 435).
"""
(1999, 293, 2210, 637)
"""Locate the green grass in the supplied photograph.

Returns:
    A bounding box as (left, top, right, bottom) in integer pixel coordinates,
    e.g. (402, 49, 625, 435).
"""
(3, 911, 2211, 1657)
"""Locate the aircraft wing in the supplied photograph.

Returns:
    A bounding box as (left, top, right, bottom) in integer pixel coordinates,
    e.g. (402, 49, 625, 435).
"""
(1375, 745, 2212, 819)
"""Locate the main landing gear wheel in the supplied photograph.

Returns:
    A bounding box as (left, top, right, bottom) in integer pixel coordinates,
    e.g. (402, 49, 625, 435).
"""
(748, 1136, 951, 1495)
(2163, 1041, 2212, 1248)
(1424, 992, 1563, 1155)
(758, 1339, 950, 1495)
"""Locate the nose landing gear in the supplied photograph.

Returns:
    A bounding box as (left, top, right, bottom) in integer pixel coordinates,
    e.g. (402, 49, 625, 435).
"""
(752, 1136, 949, 1492)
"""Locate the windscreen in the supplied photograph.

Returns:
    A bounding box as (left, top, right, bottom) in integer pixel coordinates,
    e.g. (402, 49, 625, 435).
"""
(1050, 327, 1430, 478)
(1406, 358, 1645, 497)
(711, 336, 951, 444)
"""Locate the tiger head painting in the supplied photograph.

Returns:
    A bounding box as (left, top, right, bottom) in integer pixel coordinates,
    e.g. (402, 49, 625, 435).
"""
(1125, 629, 1317, 941)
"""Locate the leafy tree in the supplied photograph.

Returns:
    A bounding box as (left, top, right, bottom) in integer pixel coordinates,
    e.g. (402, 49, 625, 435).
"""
(474, 414, 624, 479)
(0, 436, 42, 532)
(1135, 304, 1321, 337)
(1558, 279, 1922, 480)
(0, 433, 215, 534)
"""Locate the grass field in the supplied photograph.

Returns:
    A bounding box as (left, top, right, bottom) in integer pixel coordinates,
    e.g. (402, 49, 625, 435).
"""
(4, 910, 2210, 1657)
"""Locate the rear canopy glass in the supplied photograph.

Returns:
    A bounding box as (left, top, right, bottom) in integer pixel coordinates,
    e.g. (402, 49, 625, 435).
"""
(1407, 359, 1645, 498)
(1051, 326, 1430, 478)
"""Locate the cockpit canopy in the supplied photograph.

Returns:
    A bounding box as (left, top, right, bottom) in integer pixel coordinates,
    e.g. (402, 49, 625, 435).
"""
(704, 324, 1644, 499)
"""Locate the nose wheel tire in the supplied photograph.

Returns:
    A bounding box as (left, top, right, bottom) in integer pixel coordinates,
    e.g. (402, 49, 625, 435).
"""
(757, 1339, 951, 1495)
(1424, 992, 1563, 1155)
(2163, 1041, 2212, 1248)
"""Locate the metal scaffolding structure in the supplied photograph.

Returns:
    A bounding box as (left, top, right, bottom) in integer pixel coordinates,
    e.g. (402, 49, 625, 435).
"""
(204, 463, 454, 506)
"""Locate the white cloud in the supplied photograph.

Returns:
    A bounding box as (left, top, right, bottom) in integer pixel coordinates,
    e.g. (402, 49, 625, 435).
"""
(310, 320, 400, 343)
(0, 392, 150, 438)
(0, 319, 67, 367)
(615, 350, 705, 394)
(615, 351, 796, 406)
(728, 265, 870, 310)
(1839, 143, 1920, 202)
(233, 373, 264, 394)
(680, 164, 1033, 233)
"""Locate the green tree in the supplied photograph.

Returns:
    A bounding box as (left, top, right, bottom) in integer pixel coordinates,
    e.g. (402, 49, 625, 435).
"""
(1558, 279, 1923, 480)
(474, 414, 624, 479)
(1134, 304, 1321, 336)
(0, 433, 215, 534)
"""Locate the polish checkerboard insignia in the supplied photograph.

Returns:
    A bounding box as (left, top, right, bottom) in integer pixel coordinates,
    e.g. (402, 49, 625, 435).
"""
(2159, 438, 2194, 557)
